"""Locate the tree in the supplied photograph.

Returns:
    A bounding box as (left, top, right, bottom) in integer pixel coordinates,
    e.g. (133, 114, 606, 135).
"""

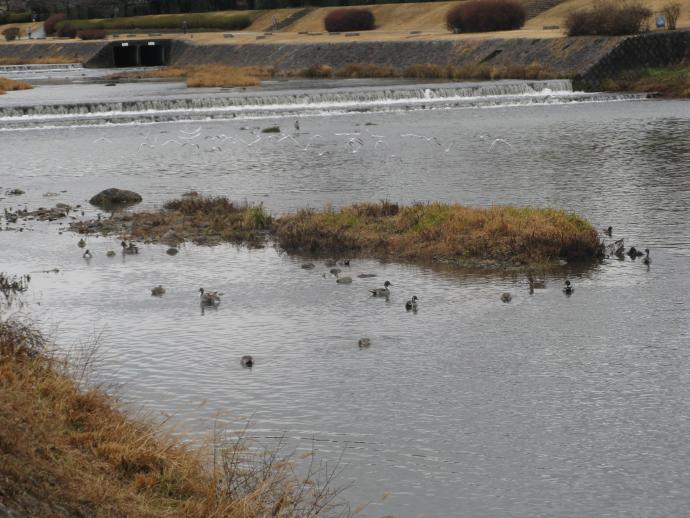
(662, 2, 681, 29)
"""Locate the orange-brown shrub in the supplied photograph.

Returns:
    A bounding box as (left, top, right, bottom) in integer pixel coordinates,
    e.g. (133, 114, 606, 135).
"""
(2, 27, 20, 41)
(77, 29, 107, 40)
(324, 8, 375, 32)
(43, 13, 65, 35)
(565, 1, 652, 35)
(446, 0, 526, 33)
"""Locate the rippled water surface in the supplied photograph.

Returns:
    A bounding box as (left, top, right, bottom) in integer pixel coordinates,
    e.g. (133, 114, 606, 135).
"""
(1, 78, 689, 517)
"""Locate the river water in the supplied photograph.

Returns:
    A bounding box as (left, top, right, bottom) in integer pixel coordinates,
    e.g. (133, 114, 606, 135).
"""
(1, 76, 689, 517)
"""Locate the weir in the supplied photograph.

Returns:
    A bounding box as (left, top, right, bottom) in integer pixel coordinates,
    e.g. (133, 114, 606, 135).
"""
(0, 80, 651, 130)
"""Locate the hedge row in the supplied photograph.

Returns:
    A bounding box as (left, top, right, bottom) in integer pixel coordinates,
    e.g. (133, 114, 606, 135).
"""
(59, 12, 252, 31)
(446, 0, 526, 33)
(324, 8, 375, 32)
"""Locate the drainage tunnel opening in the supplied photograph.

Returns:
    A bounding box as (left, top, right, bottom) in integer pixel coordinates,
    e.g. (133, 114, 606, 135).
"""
(140, 45, 165, 66)
(113, 46, 139, 67)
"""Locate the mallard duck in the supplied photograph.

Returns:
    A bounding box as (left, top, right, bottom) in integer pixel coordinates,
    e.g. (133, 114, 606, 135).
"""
(370, 281, 392, 297)
(563, 280, 574, 295)
(642, 248, 652, 265)
(241, 355, 254, 368)
(336, 275, 352, 284)
(501, 292, 512, 303)
(358, 338, 371, 348)
(82, 249, 92, 259)
(627, 246, 643, 258)
(151, 285, 165, 297)
(77, 238, 86, 248)
(301, 262, 315, 269)
(405, 295, 418, 311)
(199, 287, 221, 306)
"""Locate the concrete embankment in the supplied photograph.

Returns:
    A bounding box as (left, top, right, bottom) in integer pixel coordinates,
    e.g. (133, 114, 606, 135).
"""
(1, 30, 689, 87)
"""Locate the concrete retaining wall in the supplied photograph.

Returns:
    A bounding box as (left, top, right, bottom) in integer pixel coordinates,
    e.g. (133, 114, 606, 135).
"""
(0, 41, 106, 64)
(170, 37, 625, 75)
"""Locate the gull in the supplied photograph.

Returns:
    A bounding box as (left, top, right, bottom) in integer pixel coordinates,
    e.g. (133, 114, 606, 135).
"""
(93, 137, 112, 143)
(489, 138, 513, 151)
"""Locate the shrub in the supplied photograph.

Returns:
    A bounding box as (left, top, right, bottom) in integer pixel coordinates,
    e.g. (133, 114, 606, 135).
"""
(63, 13, 252, 32)
(446, 0, 526, 33)
(2, 27, 20, 42)
(324, 8, 376, 32)
(77, 29, 107, 40)
(662, 2, 681, 29)
(565, 1, 652, 36)
(299, 64, 334, 78)
(44, 13, 66, 36)
(57, 22, 77, 38)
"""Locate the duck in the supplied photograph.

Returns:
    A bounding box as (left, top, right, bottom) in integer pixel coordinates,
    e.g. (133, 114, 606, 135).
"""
(241, 355, 254, 368)
(405, 295, 418, 311)
(199, 287, 221, 306)
(526, 272, 545, 291)
(563, 280, 574, 295)
(121, 240, 139, 255)
(613, 239, 625, 259)
(627, 246, 644, 258)
(605, 226, 613, 237)
(358, 338, 371, 348)
(330, 268, 342, 276)
(338, 259, 350, 266)
(77, 238, 86, 248)
(166, 247, 179, 256)
(106, 250, 116, 257)
(501, 292, 512, 303)
(336, 274, 353, 284)
(151, 285, 165, 297)
(370, 280, 392, 297)
(301, 262, 315, 269)
(642, 248, 652, 265)
(324, 259, 337, 267)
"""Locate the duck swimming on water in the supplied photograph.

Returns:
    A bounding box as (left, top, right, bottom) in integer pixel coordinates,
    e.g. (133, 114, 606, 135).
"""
(563, 280, 574, 295)
(199, 287, 221, 306)
(642, 248, 652, 265)
(370, 281, 392, 297)
(405, 295, 418, 311)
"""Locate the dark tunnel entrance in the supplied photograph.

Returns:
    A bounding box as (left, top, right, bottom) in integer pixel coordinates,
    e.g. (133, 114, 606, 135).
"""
(111, 41, 170, 68)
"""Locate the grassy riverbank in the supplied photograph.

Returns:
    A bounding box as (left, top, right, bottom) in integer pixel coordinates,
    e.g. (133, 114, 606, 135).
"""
(110, 64, 269, 88)
(73, 195, 601, 267)
(603, 66, 690, 98)
(0, 76, 31, 94)
(0, 318, 348, 517)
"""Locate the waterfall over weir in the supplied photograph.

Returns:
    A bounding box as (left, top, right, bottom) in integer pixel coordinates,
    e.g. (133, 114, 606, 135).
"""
(0, 79, 650, 130)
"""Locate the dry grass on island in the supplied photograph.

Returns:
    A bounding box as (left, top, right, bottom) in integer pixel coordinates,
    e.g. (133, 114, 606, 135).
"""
(72, 193, 272, 247)
(603, 66, 690, 97)
(0, 318, 350, 517)
(274, 202, 601, 267)
(0, 76, 31, 95)
(109, 64, 269, 88)
(73, 194, 601, 267)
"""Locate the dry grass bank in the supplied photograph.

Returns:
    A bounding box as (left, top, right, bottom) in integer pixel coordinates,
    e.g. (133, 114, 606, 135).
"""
(71, 193, 272, 246)
(0, 318, 351, 517)
(0, 55, 80, 65)
(273, 202, 601, 267)
(110, 64, 266, 88)
(603, 66, 690, 97)
(0, 76, 31, 95)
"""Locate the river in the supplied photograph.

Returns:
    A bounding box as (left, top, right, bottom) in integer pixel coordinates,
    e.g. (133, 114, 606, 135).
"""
(1, 74, 689, 517)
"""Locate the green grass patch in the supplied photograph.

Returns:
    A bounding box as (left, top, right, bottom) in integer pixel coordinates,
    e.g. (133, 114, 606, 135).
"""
(603, 66, 690, 98)
(61, 11, 254, 32)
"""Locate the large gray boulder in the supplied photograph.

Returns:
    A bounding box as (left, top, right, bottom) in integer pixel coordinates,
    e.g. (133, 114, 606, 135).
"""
(89, 188, 142, 209)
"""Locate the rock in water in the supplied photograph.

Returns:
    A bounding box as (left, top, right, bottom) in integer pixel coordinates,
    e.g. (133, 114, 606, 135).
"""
(89, 188, 142, 210)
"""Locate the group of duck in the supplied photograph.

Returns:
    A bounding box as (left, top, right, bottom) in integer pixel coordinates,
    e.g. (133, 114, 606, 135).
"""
(603, 227, 652, 265)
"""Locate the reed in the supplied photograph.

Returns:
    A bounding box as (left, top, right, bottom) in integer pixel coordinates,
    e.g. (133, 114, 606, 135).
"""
(273, 202, 601, 267)
(0, 76, 32, 95)
(0, 318, 351, 517)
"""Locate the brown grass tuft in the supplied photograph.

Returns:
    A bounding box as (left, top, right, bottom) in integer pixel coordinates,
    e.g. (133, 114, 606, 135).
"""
(335, 63, 400, 78)
(273, 202, 601, 267)
(109, 65, 267, 88)
(0, 76, 32, 95)
(0, 56, 81, 65)
(403, 62, 564, 80)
